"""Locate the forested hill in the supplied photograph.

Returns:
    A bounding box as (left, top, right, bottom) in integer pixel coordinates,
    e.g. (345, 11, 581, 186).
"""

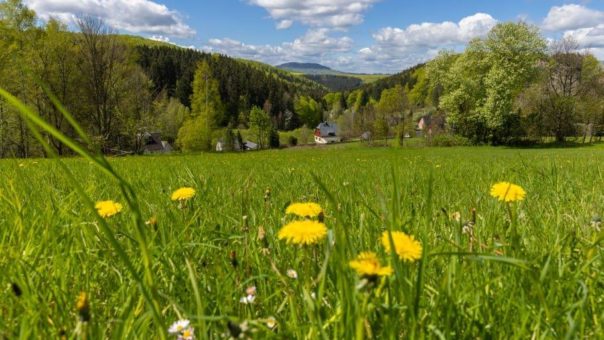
(358, 63, 427, 100)
(136, 46, 326, 127)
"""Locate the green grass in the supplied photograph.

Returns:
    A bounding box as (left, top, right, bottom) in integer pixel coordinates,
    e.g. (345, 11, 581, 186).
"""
(2, 144, 604, 338)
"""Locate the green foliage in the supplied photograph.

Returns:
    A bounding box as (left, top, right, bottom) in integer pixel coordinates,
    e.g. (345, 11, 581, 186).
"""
(175, 115, 210, 152)
(154, 95, 189, 143)
(175, 61, 224, 152)
(190, 60, 223, 125)
(433, 22, 547, 143)
(294, 95, 322, 128)
(248, 105, 272, 149)
(428, 134, 471, 147)
(287, 135, 298, 146)
(269, 128, 280, 149)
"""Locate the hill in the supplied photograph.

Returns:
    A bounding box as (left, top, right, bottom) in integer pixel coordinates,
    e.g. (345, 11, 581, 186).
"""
(135, 45, 327, 129)
(277, 62, 388, 91)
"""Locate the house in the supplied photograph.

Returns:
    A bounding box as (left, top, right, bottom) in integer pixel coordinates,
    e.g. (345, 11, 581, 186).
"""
(142, 132, 172, 154)
(244, 141, 258, 150)
(417, 114, 445, 137)
(217, 139, 258, 152)
(314, 122, 341, 144)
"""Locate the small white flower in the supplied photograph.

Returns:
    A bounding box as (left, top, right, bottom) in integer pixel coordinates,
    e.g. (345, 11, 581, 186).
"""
(286, 269, 298, 279)
(178, 327, 195, 340)
(265, 316, 277, 329)
(168, 319, 190, 334)
(240, 294, 255, 304)
(245, 286, 256, 296)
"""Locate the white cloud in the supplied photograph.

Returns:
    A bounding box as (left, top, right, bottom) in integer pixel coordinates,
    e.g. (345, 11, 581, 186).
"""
(358, 13, 497, 72)
(204, 28, 353, 67)
(24, 0, 195, 37)
(542, 4, 604, 32)
(564, 25, 604, 48)
(247, 0, 381, 29)
(150, 35, 170, 42)
(276, 20, 293, 30)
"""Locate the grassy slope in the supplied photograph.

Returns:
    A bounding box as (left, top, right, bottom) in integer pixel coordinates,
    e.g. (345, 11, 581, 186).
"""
(2, 145, 604, 338)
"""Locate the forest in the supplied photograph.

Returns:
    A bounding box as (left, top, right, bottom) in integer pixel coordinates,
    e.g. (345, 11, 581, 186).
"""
(1, 0, 604, 157)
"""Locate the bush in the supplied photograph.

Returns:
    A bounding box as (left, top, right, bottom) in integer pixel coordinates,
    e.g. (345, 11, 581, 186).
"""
(288, 136, 298, 146)
(429, 134, 471, 147)
(269, 129, 280, 149)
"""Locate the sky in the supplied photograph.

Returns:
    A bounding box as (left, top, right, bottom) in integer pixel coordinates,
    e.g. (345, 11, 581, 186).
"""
(21, 0, 604, 73)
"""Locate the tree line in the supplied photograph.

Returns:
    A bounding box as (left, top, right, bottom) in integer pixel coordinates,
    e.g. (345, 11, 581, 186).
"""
(0, 0, 328, 157)
(2, 0, 603, 158)
(322, 23, 604, 145)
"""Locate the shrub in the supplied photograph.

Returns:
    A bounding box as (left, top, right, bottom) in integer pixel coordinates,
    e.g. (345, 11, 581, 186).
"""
(429, 134, 471, 147)
(288, 136, 298, 146)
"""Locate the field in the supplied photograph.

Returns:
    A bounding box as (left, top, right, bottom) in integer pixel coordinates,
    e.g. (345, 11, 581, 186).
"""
(2, 144, 604, 339)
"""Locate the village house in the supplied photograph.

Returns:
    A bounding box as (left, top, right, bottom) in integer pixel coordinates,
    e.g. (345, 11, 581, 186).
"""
(142, 132, 172, 154)
(314, 122, 341, 144)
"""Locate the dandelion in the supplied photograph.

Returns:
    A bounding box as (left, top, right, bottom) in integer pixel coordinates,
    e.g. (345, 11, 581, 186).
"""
(278, 220, 327, 245)
(349, 252, 393, 277)
(171, 187, 196, 201)
(168, 320, 190, 334)
(381, 231, 422, 262)
(76, 292, 90, 322)
(285, 202, 323, 218)
(490, 182, 526, 202)
(95, 200, 123, 218)
(286, 269, 298, 279)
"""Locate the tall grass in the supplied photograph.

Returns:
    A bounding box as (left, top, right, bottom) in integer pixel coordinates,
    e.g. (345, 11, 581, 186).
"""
(1, 88, 604, 338)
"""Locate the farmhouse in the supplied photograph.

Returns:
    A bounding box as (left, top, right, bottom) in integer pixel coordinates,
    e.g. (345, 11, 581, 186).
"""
(142, 132, 172, 154)
(314, 122, 341, 144)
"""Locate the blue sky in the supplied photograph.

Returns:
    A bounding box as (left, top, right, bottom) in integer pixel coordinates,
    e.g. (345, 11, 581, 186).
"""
(23, 0, 604, 73)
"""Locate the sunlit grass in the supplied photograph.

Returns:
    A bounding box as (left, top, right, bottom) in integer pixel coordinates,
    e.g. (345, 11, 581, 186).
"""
(2, 144, 604, 338)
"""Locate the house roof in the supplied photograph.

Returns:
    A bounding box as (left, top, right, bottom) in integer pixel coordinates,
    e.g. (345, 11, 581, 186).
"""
(315, 122, 337, 137)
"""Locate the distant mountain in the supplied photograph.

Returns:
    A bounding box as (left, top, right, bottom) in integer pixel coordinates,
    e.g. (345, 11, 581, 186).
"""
(278, 62, 332, 73)
(277, 62, 389, 91)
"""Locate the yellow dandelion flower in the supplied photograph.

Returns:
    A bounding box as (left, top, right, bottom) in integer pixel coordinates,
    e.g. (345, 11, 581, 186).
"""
(278, 220, 327, 245)
(171, 187, 196, 201)
(381, 231, 422, 262)
(76, 292, 90, 322)
(349, 252, 393, 277)
(490, 182, 526, 202)
(95, 200, 123, 218)
(285, 202, 323, 218)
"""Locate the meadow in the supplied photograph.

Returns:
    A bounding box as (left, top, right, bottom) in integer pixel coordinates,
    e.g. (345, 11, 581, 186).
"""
(2, 144, 604, 339)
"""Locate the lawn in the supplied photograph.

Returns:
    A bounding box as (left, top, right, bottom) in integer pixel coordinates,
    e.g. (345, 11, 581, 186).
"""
(2, 145, 604, 338)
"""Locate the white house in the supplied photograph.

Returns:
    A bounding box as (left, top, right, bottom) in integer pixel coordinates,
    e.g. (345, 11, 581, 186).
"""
(314, 122, 341, 144)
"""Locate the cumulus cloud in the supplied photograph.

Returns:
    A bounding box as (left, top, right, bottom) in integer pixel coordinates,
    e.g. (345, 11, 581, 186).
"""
(204, 28, 353, 67)
(276, 20, 293, 30)
(24, 0, 195, 37)
(358, 13, 497, 72)
(150, 35, 170, 42)
(564, 25, 604, 49)
(542, 4, 604, 32)
(247, 0, 381, 29)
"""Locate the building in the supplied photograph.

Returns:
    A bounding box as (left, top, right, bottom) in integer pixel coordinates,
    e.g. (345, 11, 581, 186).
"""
(142, 132, 172, 154)
(314, 122, 341, 144)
